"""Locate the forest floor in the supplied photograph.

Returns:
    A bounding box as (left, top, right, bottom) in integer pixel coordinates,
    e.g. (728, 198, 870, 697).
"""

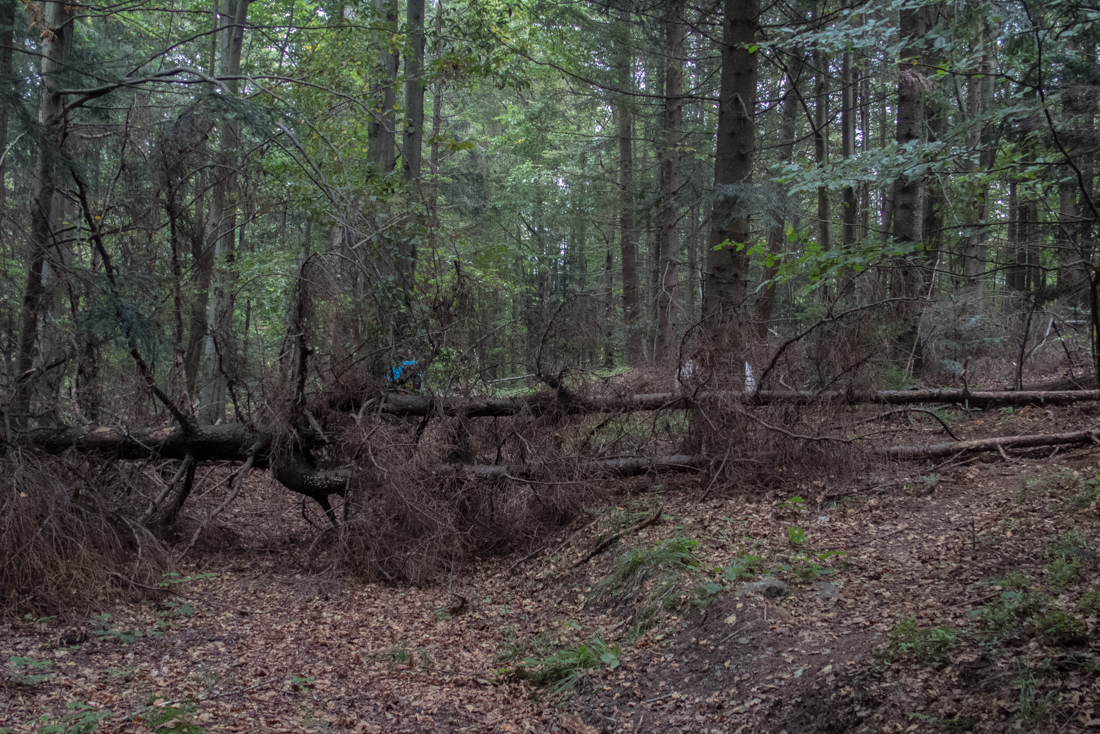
(3, 403, 1100, 734)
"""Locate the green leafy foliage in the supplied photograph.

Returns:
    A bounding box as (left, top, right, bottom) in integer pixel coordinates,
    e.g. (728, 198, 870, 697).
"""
(91, 613, 143, 644)
(7, 656, 54, 687)
(517, 638, 621, 697)
(137, 700, 204, 734)
(32, 701, 112, 734)
(884, 616, 958, 665)
(721, 554, 766, 582)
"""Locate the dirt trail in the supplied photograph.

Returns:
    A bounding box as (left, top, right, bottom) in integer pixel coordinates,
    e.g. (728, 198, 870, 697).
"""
(2, 408, 1099, 733)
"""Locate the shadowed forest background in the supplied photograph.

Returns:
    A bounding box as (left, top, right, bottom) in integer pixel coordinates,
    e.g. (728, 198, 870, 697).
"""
(3, 0, 1100, 730)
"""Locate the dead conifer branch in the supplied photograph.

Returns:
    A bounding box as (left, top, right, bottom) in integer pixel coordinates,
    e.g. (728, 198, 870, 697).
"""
(572, 505, 664, 568)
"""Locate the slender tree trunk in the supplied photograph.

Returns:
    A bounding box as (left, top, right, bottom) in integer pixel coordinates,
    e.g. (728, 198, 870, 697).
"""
(12, 0, 74, 426)
(1006, 180, 1025, 294)
(197, 0, 249, 425)
(921, 31, 945, 301)
(840, 50, 857, 251)
(1025, 198, 1042, 293)
(813, 47, 831, 256)
(427, 0, 443, 234)
(0, 0, 16, 215)
(963, 33, 995, 299)
(604, 231, 615, 368)
(400, 0, 425, 304)
(656, 11, 686, 366)
(755, 55, 801, 340)
(702, 0, 759, 385)
(613, 11, 642, 366)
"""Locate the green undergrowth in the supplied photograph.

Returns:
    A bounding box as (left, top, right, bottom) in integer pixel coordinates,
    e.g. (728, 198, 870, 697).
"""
(872, 506, 1099, 731)
(508, 519, 850, 698)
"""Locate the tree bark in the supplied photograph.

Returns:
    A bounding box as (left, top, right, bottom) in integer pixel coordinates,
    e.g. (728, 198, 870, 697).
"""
(890, 5, 928, 370)
(813, 46, 831, 257)
(12, 0, 74, 427)
(369, 0, 399, 173)
(702, 0, 759, 385)
(0, 0, 16, 214)
(656, 10, 686, 366)
(755, 54, 802, 340)
(840, 50, 857, 252)
(197, 0, 249, 425)
(963, 26, 995, 298)
(613, 10, 642, 365)
(400, 0, 425, 305)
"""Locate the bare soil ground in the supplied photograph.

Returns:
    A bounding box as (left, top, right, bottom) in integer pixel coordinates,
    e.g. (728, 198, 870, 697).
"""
(3, 404, 1100, 734)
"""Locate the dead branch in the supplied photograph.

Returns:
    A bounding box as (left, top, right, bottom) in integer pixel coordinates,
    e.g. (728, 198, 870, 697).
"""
(881, 426, 1100, 460)
(572, 505, 664, 568)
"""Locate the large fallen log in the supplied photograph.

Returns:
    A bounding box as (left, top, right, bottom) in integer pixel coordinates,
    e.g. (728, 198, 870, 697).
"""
(367, 387, 1100, 418)
(20, 420, 1100, 516)
(19, 423, 346, 521)
(21, 423, 268, 463)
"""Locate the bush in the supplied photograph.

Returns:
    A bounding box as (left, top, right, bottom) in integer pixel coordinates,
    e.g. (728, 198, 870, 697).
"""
(0, 455, 173, 617)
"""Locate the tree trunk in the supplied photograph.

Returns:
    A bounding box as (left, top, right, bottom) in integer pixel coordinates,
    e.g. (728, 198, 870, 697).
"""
(12, 0, 74, 427)
(702, 0, 759, 385)
(655, 10, 685, 366)
(1006, 180, 1025, 294)
(369, 0, 399, 173)
(813, 47, 831, 257)
(755, 54, 802, 340)
(963, 27, 995, 298)
(400, 0, 425, 304)
(0, 0, 16, 214)
(890, 5, 927, 371)
(840, 50, 857, 252)
(196, 0, 249, 425)
(613, 11, 642, 366)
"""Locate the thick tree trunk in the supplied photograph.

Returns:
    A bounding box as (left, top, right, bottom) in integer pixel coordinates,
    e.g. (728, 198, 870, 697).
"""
(656, 11, 685, 366)
(890, 5, 927, 370)
(369, 0, 399, 173)
(702, 0, 759, 385)
(27, 422, 1100, 493)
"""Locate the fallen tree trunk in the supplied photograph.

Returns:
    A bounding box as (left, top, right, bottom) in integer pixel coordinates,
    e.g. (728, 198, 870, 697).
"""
(21, 421, 1100, 513)
(881, 427, 1100, 460)
(18, 423, 348, 520)
(436, 428, 1100, 480)
(435, 454, 709, 480)
(21, 423, 270, 464)
(364, 387, 1100, 418)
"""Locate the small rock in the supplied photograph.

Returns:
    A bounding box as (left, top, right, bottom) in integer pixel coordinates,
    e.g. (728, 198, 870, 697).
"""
(811, 581, 840, 600)
(737, 576, 789, 599)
